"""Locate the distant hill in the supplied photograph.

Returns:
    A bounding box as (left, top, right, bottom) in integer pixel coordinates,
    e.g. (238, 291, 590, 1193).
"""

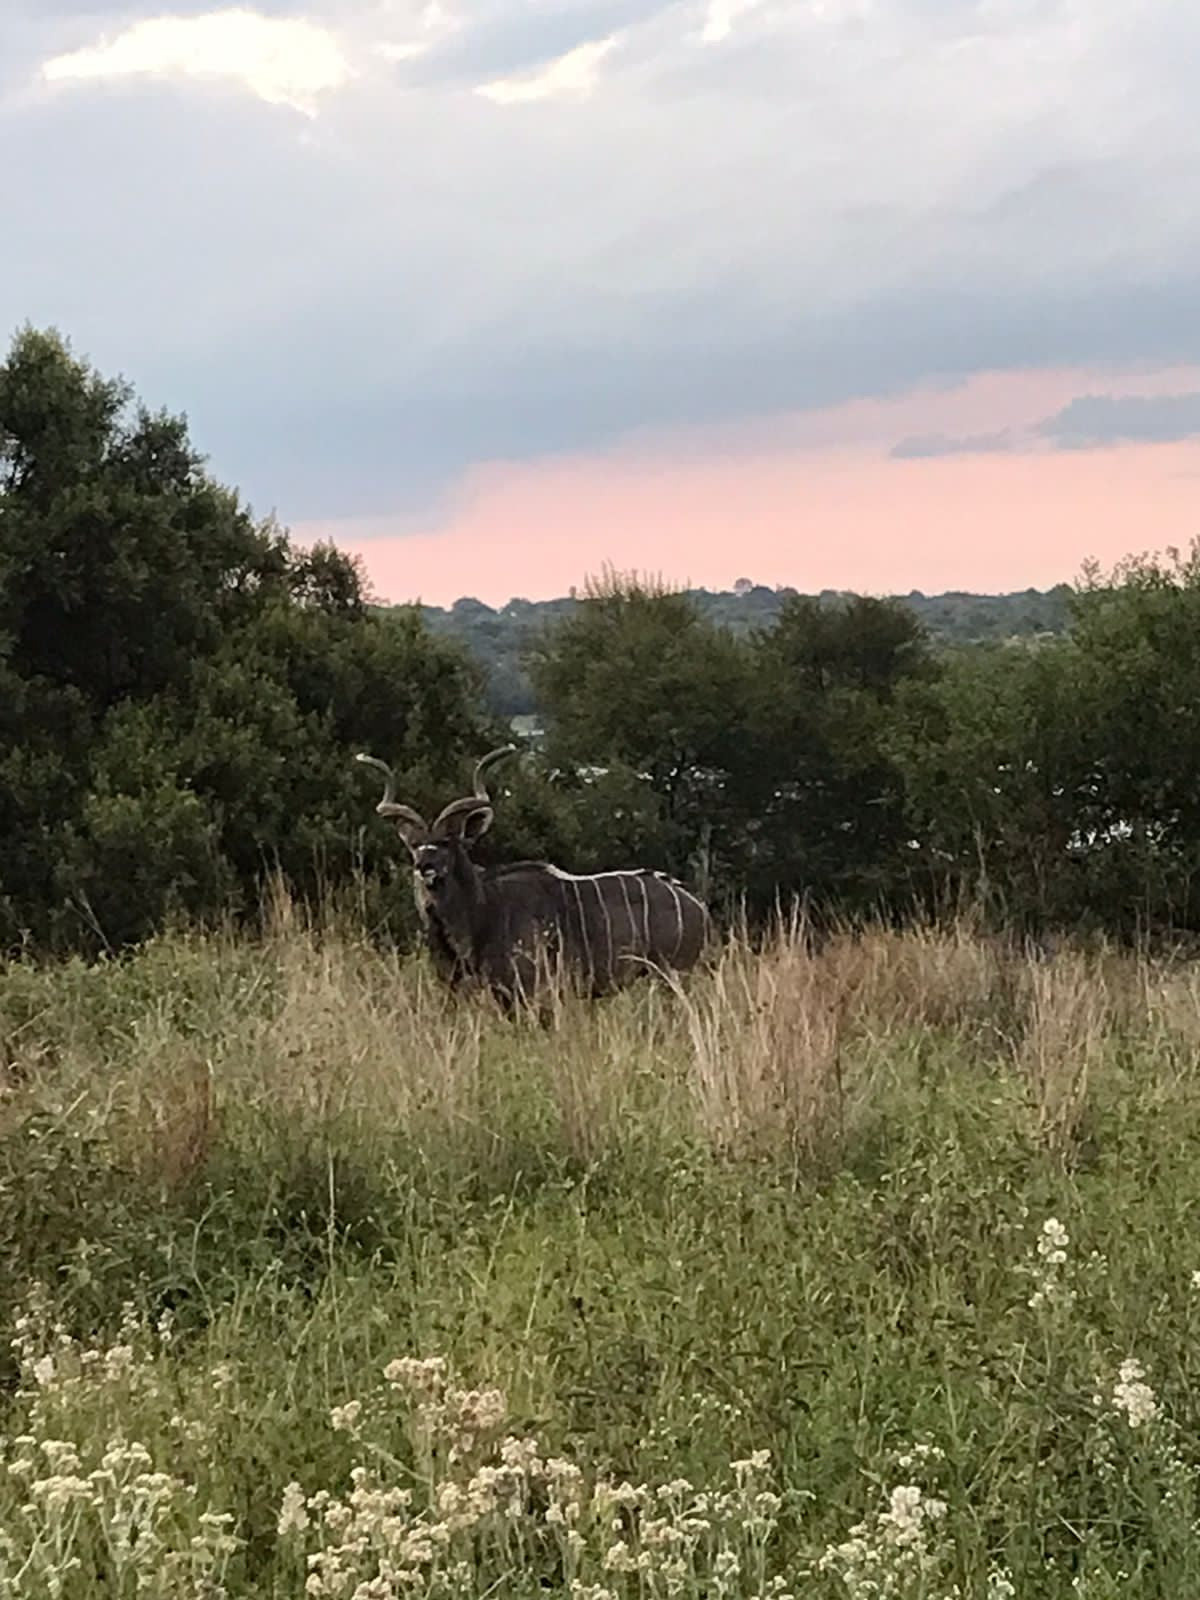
(386, 583, 1075, 718)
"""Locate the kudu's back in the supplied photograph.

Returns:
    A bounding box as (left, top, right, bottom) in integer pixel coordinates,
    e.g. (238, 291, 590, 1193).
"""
(481, 861, 709, 998)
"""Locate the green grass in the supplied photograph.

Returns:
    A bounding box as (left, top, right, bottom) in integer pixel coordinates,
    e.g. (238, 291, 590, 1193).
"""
(3, 911, 1200, 1596)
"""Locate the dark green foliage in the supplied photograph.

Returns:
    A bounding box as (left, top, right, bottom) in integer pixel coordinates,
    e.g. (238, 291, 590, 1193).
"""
(0, 325, 493, 954)
(504, 548, 1200, 941)
(410, 580, 1073, 719)
(887, 546, 1200, 940)
(732, 594, 936, 918)
(526, 573, 753, 884)
(525, 575, 937, 921)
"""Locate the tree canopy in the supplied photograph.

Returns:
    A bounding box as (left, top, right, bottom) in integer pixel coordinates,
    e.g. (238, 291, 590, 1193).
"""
(410, 578, 1072, 719)
(0, 326, 493, 952)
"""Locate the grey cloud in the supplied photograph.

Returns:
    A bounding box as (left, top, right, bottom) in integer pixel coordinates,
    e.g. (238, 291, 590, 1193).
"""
(1035, 392, 1200, 448)
(13, 0, 300, 16)
(4, 0, 1200, 527)
(385, 0, 674, 87)
(890, 430, 1016, 459)
(197, 276, 1200, 523)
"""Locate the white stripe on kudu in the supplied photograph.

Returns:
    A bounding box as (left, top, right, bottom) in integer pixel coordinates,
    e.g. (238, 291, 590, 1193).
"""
(568, 877, 592, 976)
(592, 877, 614, 979)
(544, 866, 660, 882)
(617, 874, 635, 955)
(666, 878, 685, 962)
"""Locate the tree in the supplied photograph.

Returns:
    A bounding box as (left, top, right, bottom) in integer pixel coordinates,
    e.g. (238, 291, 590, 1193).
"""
(525, 570, 755, 886)
(526, 576, 937, 922)
(0, 325, 494, 953)
(735, 595, 937, 919)
(1061, 544, 1200, 933)
(1, 327, 290, 714)
(887, 639, 1090, 929)
(887, 545, 1200, 939)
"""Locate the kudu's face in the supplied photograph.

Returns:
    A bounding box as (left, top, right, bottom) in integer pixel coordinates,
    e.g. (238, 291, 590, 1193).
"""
(411, 838, 456, 893)
(354, 747, 515, 911)
(408, 836, 484, 917)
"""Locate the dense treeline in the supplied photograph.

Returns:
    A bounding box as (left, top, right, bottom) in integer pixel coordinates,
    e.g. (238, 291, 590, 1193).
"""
(414, 582, 1073, 717)
(4, 324, 1200, 957)
(0, 327, 498, 953)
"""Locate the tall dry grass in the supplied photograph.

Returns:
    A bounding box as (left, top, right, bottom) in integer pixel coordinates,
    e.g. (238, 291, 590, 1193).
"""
(8, 898, 1200, 1189)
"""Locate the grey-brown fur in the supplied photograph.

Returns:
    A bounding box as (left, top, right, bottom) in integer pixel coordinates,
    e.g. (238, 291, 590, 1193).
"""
(356, 746, 709, 1007)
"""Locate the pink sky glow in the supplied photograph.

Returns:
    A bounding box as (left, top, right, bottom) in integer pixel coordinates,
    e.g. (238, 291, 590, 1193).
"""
(296, 365, 1200, 606)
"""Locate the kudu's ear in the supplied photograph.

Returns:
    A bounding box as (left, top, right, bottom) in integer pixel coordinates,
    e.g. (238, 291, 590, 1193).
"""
(432, 799, 494, 843)
(461, 804, 494, 843)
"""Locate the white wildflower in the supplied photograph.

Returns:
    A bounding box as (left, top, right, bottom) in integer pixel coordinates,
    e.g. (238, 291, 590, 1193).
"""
(1028, 1216, 1075, 1309)
(329, 1400, 362, 1433)
(820, 1479, 951, 1593)
(102, 1343, 135, 1382)
(29, 1474, 96, 1512)
(1111, 1358, 1159, 1428)
(731, 1449, 771, 1481)
(383, 1355, 446, 1390)
(278, 1481, 310, 1537)
(40, 1440, 82, 1474)
(603, 1539, 637, 1572)
(500, 1436, 544, 1474)
(884, 1483, 946, 1545)
(1038, 1217, 1069, 1263)
(895, 1440, 945, 1470)
(714, 1547, 741, 1580)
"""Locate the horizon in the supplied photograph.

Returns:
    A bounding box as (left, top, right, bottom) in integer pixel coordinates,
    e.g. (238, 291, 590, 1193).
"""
(6, 3, 1199, 605)
(402, 574, 1075, 614)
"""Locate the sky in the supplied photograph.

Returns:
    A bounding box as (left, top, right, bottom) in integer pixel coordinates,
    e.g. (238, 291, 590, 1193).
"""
(4, 0, 1199, 606)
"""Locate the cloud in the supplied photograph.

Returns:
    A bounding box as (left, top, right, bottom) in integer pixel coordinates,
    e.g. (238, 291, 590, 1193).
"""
(379, 0, 664, 94)
(1035, 391, 1200, 448)
(698, 0, 761, 45)
(475, 37, 617, 104)
(890, 384, 1200, 461)
(40, 8, 352, 114)
(5, 0, 1200, 532)
(890, 429, 1016, 459)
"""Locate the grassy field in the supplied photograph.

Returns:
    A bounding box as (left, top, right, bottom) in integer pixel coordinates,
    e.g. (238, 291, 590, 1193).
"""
(3, 906, 1200, 1597)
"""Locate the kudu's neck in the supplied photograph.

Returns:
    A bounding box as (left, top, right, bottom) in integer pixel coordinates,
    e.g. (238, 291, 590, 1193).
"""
(429, 850, 489, 965)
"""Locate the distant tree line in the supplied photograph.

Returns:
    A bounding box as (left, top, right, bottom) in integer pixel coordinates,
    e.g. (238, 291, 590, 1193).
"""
(412, 579, 1073, 718)
(4, 323, 1200, 958)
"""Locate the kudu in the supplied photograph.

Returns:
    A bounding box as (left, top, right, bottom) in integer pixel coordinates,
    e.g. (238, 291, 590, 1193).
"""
(355, 745, 709, 1007)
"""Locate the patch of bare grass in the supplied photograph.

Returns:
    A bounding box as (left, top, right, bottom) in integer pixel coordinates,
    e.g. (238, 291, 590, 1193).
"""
(1013, 950, 1111, 1158)
(674, 925, 846, 1164)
